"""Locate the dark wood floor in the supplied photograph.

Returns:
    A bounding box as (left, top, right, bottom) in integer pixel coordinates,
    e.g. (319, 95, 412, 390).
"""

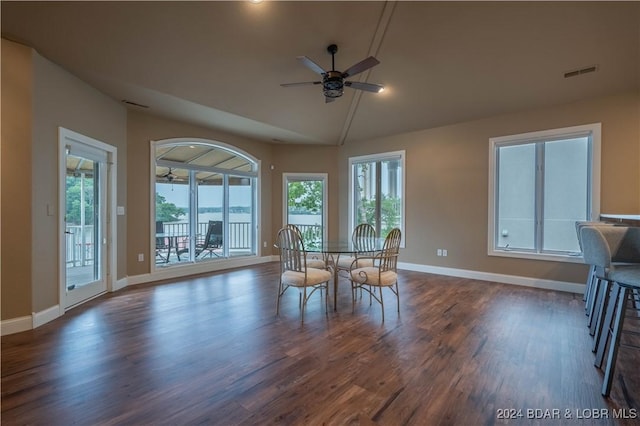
(2, 263, 639, 425)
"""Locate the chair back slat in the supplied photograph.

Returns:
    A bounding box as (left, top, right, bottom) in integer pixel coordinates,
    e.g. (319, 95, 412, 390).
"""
(278, 226, 305, 273)
(380, 228, 402, 272)
(353, 223, 377, 253)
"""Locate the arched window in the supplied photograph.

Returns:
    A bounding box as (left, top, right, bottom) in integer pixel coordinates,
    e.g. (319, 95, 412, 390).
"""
(152, 138, 259, 267)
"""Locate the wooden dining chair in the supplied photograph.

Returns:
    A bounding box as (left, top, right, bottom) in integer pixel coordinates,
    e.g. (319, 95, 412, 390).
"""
(348, 227, 402, 322)
(276, 226, 332, 324)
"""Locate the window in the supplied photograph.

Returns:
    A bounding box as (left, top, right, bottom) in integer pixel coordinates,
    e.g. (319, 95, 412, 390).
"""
(152, 139, 259, 267)
(349, 151, 405, 242)
(488, 124, 601, 261)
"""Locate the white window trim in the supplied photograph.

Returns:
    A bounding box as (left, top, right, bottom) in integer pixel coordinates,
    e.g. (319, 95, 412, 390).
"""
(348, 150, 406, 247)
(487, 123, 601, 263)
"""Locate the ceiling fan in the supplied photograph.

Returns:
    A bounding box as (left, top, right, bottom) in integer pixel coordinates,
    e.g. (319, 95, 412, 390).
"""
(159, 168, 177, 182)
(281, 44, 384, 103)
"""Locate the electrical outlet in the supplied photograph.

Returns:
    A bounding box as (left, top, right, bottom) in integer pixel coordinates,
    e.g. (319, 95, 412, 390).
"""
(138, 253, 144, 262)
(263, 241, 267, 248)
(442, 249, 448, 257)
(437, 249, 442, 256)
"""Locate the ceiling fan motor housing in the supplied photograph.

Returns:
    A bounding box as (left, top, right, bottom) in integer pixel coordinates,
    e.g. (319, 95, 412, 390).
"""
(323, 71, 344, 98)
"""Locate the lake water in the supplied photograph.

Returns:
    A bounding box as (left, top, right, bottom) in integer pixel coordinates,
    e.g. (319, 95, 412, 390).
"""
(171, 213, 322, 226)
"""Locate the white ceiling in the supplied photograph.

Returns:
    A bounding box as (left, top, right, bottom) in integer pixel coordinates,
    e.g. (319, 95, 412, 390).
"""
(2, 1, 639, 145)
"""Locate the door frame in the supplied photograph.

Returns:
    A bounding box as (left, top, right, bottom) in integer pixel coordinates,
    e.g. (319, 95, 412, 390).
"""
(282, 173, 328, 245)
(58, 127, 117, 312)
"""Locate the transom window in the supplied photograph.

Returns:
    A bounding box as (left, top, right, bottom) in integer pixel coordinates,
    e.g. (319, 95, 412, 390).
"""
(152, 139, 259, 267)
(488, 124, 601, 261)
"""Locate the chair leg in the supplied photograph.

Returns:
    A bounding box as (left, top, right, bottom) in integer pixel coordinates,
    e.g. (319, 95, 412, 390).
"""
(595, 283, 622, 368)
(592, 280, 611, 352)
(584, 265, 596, 305)
(301, 287, 307, 324)
(588, 278, 604, 333)
(276, 281, 284, 316)
(379, 286, 385, 323)
(395, 282, 400, 313)
(602, 285, 629, 397)
(351, 281, 357, 313)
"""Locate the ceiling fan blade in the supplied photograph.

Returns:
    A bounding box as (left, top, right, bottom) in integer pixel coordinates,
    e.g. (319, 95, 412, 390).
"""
(297, 56, 326, 75)
(280, 81, 322, 87)
(342, 56, 380, 78)
(345, 81, 385, 93)
(325, 96, 336, 103)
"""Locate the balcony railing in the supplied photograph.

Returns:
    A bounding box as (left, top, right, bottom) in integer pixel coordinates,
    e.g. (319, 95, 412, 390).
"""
(159, 222, 252, 250)
(66, 225, 95, 267)
(66, 221, 255, 268)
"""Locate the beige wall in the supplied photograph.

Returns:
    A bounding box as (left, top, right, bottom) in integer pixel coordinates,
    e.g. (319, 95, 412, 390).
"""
(2, 35, 638, 322)
(31, 51, 127, 312)
(0, 43, 129, 317)
(126, 110, 275, 276)
(1, 39, 33, 319)
(339, 91, 640, 285)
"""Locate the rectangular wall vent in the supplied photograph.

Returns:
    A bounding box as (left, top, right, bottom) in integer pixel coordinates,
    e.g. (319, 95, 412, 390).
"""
(564, 65, 598, 78)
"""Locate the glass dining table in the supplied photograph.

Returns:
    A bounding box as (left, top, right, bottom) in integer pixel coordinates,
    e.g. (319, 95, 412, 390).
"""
(304, 239, 385, 311)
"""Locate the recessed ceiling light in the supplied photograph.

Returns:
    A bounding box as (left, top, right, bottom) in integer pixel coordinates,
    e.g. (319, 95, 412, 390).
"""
(249, 0, 263, 3)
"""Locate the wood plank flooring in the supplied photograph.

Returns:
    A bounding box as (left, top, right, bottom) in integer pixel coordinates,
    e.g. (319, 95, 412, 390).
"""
(2, 263, 639, 425)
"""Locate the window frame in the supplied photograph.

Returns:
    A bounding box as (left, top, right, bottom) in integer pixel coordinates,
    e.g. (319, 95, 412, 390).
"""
(487, 123, 601, 262)
(348, 150, 406, 247)
(282, 173, 328, 248)
(150, 138, 260, 270)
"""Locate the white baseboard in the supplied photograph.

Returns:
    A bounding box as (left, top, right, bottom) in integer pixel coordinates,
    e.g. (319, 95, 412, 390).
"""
(112, 277, 128, 292)
(1, 315, 32, 336)
(128, 255, 275, 287)
(1, 304, 62, 336)
(398, 262, 584, 294)
(32, 305, 61, 328)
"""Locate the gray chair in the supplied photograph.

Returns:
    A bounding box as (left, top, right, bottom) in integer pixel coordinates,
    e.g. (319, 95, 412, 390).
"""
(349, 228, 402, 322)
(276, 226, 332, 324)
(580, 226, 640, 339)
(596, 267, 640, 396)
(581, 226, 640, 353)
(575, 221, 614, 309)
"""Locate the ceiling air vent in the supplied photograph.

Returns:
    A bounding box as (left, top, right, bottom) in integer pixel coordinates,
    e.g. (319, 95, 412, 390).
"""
(121, 99, 149, 108)
(564, 65, 598, 79)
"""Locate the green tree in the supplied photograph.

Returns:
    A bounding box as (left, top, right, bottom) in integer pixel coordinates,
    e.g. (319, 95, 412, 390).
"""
(357, 194, 400, 237)
(65, 175, 94, 225)
(156, 193, 185, 222)
(287, 181, 322, 214)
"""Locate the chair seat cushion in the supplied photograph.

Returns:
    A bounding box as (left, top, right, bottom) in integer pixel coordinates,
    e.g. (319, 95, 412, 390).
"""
(306, 258, 327, 269)
(609, 266, 640, 288)
(350, 267, 397, 286)
(337, 256, 374, 269)
(282, 267, 332, 287)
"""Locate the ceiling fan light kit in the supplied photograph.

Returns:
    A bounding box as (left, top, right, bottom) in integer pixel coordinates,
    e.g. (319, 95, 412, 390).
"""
(281, 44, 384, 103)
